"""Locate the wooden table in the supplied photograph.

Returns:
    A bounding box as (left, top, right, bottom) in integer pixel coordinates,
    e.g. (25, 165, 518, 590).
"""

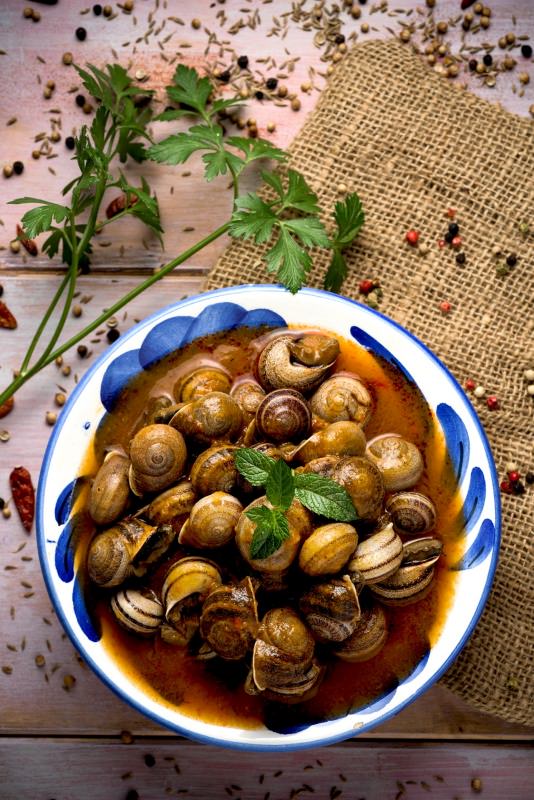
(1, 1, 533, 797)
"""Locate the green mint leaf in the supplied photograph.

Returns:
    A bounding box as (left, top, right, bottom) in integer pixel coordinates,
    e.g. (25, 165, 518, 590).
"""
(324, 249, 348, 293)
(234, 447, 276, 486)
(265, 226, 312, 294)
(282, 217, 330, 249)
(229, 193, 278, 243)
(8, 201, 70, 239)
(265, 459, 295, 511)
(247, 506, 290, 560)
(294, 473, 358, 521)
(166, 64, 213, 117)
(332, 192, 365, 247)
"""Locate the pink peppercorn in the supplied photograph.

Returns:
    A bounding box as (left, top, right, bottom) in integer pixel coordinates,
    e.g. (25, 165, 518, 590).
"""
(405, 229, 419, 246)
(439, 301, 452, 314)
(359, 279, 375, 295)
(508, 470, 520, 483)
(487, 395, 499, 410)
(452, 235, 462, 248)
(465, 378, 476, 391)
(500, 480, 513, 494)
(438, 239, 446, 248)
(447, 207, 457, 218)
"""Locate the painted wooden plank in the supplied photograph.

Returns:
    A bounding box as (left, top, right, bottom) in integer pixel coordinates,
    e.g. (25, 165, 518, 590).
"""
(1, 738, 533, 800)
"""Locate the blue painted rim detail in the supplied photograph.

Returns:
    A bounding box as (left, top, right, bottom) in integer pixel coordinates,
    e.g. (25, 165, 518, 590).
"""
(36, 284, 501, 752)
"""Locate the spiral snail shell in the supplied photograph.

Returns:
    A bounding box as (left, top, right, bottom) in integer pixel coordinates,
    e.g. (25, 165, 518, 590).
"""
(129, 424, 187, 496)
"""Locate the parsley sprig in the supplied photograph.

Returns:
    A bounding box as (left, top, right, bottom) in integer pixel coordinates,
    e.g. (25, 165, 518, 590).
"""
(235, 448, 357, 560)
(1, 63, 364, 409)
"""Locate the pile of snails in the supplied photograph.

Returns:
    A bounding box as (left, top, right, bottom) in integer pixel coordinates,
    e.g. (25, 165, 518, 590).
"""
(86, 330, 443, 704)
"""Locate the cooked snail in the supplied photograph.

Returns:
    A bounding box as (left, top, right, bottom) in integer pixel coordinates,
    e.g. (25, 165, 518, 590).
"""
(179, 491, 243, 549)
(332, 456, 385, 521)
(255, 388, 311, 443)
(290, 420, 366, 464)
(89, 448, 131, 526)
(334, 604, 388, 662)
(366, 433, 424, 491)
(230, 375, 266, 422)
(257, 335, 335, 393)
(348, 522, 404, 584)
(129, 424, 187, 496)
(170, 392, 243, 444)
(385, 491, 437, 535)
(145, 480, 197, 525)
(298, 523, 358, 576)
(299, 575, 361, 642)
(111, 587, 163, 636)
(370, 536, 443, 605)
(310, 372, 373, 428)
(199, 577, 258, 660)
(162, 557, 222, 645)
(174, 366, 231, 403)
(190, 444, 239, 496)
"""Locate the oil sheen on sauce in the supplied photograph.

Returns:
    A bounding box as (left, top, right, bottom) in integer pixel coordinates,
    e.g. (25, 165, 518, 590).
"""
(78, 325, 464, 732)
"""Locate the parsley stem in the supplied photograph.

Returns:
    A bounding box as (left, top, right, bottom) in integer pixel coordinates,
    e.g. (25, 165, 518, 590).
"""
(0, 222, 230, 407)
(19, 271, 71, 375)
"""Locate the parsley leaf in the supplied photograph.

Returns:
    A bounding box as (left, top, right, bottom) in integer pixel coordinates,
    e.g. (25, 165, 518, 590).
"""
(166, 64, 213, 119)
(293, 473, 358, 521)
(148, 124, 244, 181)
(264, 226, 313, 293)
(8, 198, 70, 239)
(234, 448, 276, 486)
(265, 459, 295, 511)
(229, 194, 278, 243)
(246, 505, 290, 560)
(324, 193, 365, 293)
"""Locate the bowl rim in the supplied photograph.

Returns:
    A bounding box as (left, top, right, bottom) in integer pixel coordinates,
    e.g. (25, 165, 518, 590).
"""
(36, 283, 501, 751)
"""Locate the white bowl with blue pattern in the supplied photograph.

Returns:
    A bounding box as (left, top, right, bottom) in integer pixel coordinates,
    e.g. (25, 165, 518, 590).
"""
(37, 285, 500, 750)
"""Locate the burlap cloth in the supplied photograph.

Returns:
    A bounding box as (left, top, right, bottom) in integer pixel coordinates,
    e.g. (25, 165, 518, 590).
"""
(205, 40, 534, 725)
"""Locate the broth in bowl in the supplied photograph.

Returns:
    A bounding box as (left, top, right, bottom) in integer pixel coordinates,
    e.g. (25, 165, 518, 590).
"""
(77, 323, 463, 732)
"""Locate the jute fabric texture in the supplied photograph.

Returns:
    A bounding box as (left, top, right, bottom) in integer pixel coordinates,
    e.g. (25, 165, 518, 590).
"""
(205, 40, 534, 725)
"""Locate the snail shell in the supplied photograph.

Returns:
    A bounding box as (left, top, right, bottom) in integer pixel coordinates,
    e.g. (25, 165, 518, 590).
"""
(190, 444, 239, 496)
(288, 333, 340, 367)
(170, 392, 243, 444)
(299, 575, 361, 642)
(385, 491, 437, 535)
(310, 372, 373, 428)
(174, 366, 231, 403)
(179, 491, 243, 549)
(257, 335, 335, 393)
(255, 388, 311, 443)
(129, 424, 187, 496)
(370, 562, 436, 605)
(366, 433, 424, 491)
(88, 448, 131, 526)
(162, 557, 222, 645)
(87, 518, 163, 588)
(143, 395, 173, 426)
(230, 375, 266, 422)
(145, 480, 197, 525)
(298, 455, 343, 479)
(236, 496, 312, 574)
(334, 604, 388, 662)
(290, 421, 367, 464)
(348, 523, 404, 584)
(199, 576, 259, 660)
(252, 607, 315, 691)
(298, 523, 358, 576)
(332, 456, 385, 522)
(110, 587, 163, 636)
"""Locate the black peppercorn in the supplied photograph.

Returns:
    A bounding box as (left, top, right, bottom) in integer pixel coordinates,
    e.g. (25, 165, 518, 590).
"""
(75, 94, 86, 107)
(512, 480, 525, 495)
(483, 53, 493, 67)
(335, 33, 345, 44)
(75, 27, 87, 41)
(444, 231, 454, 244)
(448, 222, 460, 237)
(13, 161, 24, 175)
(506, 253, 517, 267)
(77, 344, 88, 358)
(358, 0, 367, 4)
(469, 58, 478, 71)
(125, 791, 139, 800)
(65, 136, 75, 150)
(237, 55, 249, 69)
(0, 498, 4, 510)
(106, 328, 120, 344)
(521, 44, 533, 58)
(218, 70, 231, 83)
(93, 3, 102, 15)
(144, 754, 156, 768)
(456, 252, 466, 265)
(525, 471, 534, 485)
(255, 90, 264, 100)
(266, 77, 278, 90)
(0, 284, 3, 297)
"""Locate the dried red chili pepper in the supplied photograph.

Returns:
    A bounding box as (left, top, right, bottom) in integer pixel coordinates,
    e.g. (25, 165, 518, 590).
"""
(105, 193, 138, 219)
(0, 397, 15, 418)
(16, 224, 38, 257)
(0, 300, 18, 329)
(9, 466, 35, 532)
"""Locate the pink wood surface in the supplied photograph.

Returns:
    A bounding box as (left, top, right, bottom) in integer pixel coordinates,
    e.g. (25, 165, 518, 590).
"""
(0, 1, 533, 797)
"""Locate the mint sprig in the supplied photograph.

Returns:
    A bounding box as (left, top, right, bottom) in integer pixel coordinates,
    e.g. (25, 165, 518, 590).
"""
(236, 447, 357, 560)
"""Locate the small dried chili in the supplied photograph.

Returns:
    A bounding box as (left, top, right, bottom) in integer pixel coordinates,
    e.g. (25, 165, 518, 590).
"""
(9, 466, 35, 532)
(0, 300, 17, 329)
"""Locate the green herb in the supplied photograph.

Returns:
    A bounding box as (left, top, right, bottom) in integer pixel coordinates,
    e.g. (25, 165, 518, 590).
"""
(1, 64, 364, 408)
(235, 448, 357, 559)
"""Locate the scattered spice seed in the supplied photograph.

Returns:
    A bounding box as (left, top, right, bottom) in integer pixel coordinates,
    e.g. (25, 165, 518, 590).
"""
(35, 654, 46, 668)
(121, 730, 134, 744)
(75, 27, 87, 41)
(456, 252, 466, 265)
(77, 344, 88, 358)
(486, 395, 499, 410)
(55, 392, 66, 407)
(107, 328, 121, 344)
(65, 136, 75, 150)
(471, 778, 483, 793)
(62, 673, 76, 691)
(405, 229, 419, 246)
(465, 379, 476, 391)
(144, 753, 156, 767)
(521, 44, 533, 58)
(46, 411, 57, 426)
(2, 507, 12, 519)
(439, 301, 452, 314)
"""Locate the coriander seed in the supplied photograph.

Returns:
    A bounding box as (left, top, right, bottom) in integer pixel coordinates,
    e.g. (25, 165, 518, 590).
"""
(32, 149, 41, 159)
(32, 10, 41, 22)
(474, 2, 483, 13)
(62, 365, 71, 377)
(506, 32, 516, 45)
(436, 21, 448, 34)
(350, 5, 361, 19)
(55, 392, 66, 407)
(471, 778, 483, 793)
(2, 507, 11, 519)
(277, 85, 288, 97)
(400, 30, 411, 43)
(473, 386, 486, 399)
(77, 344, 88, 358)
(83, 102, 93, 114)
(23, 7, 33, 18)
(43, 87, 53, 99)
(301, 81, 312, 92)
(503, 56, 515, 70)
(55, 356, 63, 367)
(50, 131, 61, 143)
(72, 304, 82, 317)
(519, 72, 530, 85)
(9, 240, 20, 253)
(62, 52, 73, 66)
(35, 654, 46, 668)
(360, 23, 369, 33)
(498, 37, 507, 49)
(46, 411, 57, 426)
(191, 18, 201, 29)
(123, 0, 134, 10)
(103, 4, 112, 16)
(480, 15, 490, 28)
(290, 97, 301, 111)
(3, 164, 13, 178)
(337, 183, 348, 194)
(266, 122, 276, 133)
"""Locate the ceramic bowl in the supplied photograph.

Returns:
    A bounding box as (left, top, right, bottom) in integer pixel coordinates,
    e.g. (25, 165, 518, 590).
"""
(37, 285, 500, 751)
